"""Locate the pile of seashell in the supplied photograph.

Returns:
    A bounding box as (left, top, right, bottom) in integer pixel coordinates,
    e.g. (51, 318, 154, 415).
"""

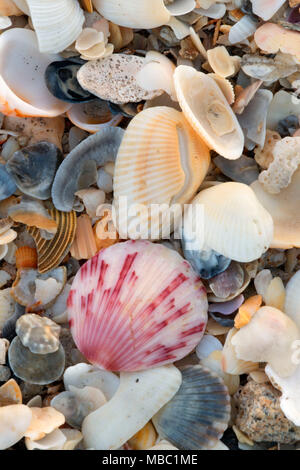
(1, 0, 300, 452)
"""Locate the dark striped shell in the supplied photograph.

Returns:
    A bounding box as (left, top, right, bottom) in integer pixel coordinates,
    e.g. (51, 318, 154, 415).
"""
(153, 365, 231, 450)
(28, 209, 77, 273)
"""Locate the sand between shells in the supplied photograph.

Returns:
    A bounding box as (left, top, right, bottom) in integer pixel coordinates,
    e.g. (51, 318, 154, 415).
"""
(1, 0, 300, 452)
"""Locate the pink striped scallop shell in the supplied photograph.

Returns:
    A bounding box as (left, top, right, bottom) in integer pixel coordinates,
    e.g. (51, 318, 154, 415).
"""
(67, 240, 208, 371)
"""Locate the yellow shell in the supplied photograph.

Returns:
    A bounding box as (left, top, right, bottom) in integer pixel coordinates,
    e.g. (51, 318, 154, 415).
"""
(0, 379, 22, 406)
(128, 422, 157, 450)
(114, 106, 210, 239)
(70, 214, 97, 260)
(15, 246, 38, 270)
(28, 209, 77, 274)
(80, 0, 93, 13)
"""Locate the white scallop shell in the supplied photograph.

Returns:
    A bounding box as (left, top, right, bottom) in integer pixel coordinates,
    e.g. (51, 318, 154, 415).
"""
(174, 66, 244, 160)
(186, 182, 273, 263)
(26, 0, 84, 53)
(0, 28, 70, 117)
(93, 0, 171, 29)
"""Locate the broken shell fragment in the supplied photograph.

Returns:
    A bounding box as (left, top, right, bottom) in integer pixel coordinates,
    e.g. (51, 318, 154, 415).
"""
(207, 46, 240, 78)
(70, 214, 97, 260)
(0, 28, 70, 117)
(25, 428, 67, 451)
(45, 59, 94, 104)
(93, 0, 171, 29)
(52, 127, 124, 212)
(234, 295, 262, 329)
(28, 209, 76, 273)
(51, 385, 106, 429)
(185, 182, 273, 263)
(251, 170, 300, 249)
(174, 66, 244, 159)
(0, 404, 32, 450)
(82, 365, 182, 450)
(0, 0, 23, 16)
(228, 15, 257, 44)
(222, 328, 259, 375)
(255, 23, 300, 62)
(24, 406, 65, 441)
(8, 336, 65, 385)
(6, 142, 62, 200)
(213, 155, 259, 185)
(16, 314, 61, 355)
(26, 0, 84, 54)
(231, 306, 300, 377)
(77, 54, 163, 105)
(251, 0, 286, 21)
(113, 106, 210, 239)
(285, 270, 300, 330)
(153, 365, 230, 450)
(8, 198, 58, 234)
(11, 266, 66, 308)
(0, 165, 17, 201)
(67, 100, 122, 134)
(0, 379, 22, 406)
(68, 240, 208, 371)
(258, 137, 300, 194)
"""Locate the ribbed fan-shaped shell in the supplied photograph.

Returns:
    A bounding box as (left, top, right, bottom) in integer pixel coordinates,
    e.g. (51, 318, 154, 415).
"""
(113, 106, 210, 239)
(15, 246, 38, 270)
(153, 365, 231, 450)
(28, 209, 77, 273)
(26, 0, 84, 54)
(68, 240, 208, 371)
(189, 182, 273, 263)
(174, 66, 244, 160)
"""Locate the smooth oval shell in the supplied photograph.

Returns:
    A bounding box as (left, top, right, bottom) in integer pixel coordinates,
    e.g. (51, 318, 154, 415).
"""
(8, 336, 65, 385)
(0, 404, 32, 450)
(153, 365, 230, 450)
(174, 66, 244, 160)
(6, 142, 62, 200)
(0, 28, 70, 117)
(45, 59, 94, 104)
(52, 127, 124, 212)
(82, 365, 182, 450)
(26, 0, 84, 54)
(114, 106, 210, 239)
(93, 0, 171, 29)
(68, 240, 208, 371)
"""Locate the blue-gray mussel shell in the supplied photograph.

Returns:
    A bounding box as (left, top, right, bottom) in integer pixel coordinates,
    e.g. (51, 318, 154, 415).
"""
(214, 155, 259, 185)
(153, 365, 231, 450)
(6, 142, 62, 200)
(45, 59, 94, 103)
(8, 336, 65, 385)
(0, 165, 17, 201)
(52, 127, 124, 212)
(182, 241, 231, 280)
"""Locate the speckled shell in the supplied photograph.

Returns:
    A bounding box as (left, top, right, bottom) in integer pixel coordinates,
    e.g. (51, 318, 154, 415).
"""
(68, 240, 208, 371)
(153, 365, 231, 450)
(28, 209, 77, 273)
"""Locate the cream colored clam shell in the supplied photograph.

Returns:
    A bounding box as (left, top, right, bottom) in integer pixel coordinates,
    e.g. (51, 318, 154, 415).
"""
(222, 328, 259, 375)
(0, 404, 32, 450)
(266, 363, 300, 427)
(207, 46, 240, 78)
(82, 365, 182, 450)
(284, 271, 300, 330)
(251, 170, 300, 249)
(0, 28, 70, 117)
(113, 106, 210, 239)
(174, 66, 244, 159)
(26, 0, 84, 54)
(93, 0, 171, 29)
(189, 182, 273, 263)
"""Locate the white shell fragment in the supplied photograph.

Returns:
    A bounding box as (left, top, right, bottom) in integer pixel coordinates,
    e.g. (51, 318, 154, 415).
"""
(229, 15, 257, 45)
(64, 363, 119, 400)
(24, 406, 65, 441)
(285, 271, 300, 330)
(251, 0, 287, 21)
(82, 365, 182, 450)
(0, 404, 32, 450)
(136, 51, 176, 101)
(266, 363, 300, 427)
(25, 428, 67, 451)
